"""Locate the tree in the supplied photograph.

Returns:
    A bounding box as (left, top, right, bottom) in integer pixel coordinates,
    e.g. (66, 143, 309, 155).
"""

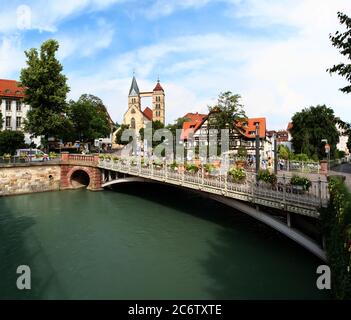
(0, 112, 3, 129)
(68, 95, 110, 143)
(0, 131, 25, 155)
(139, 120, 165, 147)
(115, 124, 131, 145)
(290, 105, 339, 159)
(328, 12, 351, 94)
(278, 145, 291, 160)
(208, 91, 246, 130)
(166, 117, 190, 136)
(20, 39, 71, 144)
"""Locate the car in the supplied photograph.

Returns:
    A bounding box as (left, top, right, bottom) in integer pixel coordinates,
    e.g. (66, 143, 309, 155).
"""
(15, 149, 50, 162)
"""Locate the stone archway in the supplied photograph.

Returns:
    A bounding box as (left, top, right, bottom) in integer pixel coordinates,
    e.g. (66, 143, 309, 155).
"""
(70, 169, 91, 189)
(60, 165, 102, 191)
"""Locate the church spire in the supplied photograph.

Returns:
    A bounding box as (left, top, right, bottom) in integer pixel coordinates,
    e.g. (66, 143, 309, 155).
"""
(129, 75, 140, 97)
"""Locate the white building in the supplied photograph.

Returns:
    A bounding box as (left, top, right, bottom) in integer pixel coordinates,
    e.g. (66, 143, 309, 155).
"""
(336, 124, 349, 155)
(0, 79, 41, 146)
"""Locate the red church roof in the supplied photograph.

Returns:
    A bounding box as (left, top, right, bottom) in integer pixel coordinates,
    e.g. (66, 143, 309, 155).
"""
(153, 81, 164, 92)
(0, 79, 26, 98)
(143, 107, 153, 121)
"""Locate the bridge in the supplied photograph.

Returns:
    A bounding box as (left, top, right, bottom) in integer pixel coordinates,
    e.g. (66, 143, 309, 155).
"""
(4, 153, 328, 261)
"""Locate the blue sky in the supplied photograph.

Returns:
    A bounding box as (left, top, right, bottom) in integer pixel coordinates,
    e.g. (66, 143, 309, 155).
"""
(0, 0, 350, 129)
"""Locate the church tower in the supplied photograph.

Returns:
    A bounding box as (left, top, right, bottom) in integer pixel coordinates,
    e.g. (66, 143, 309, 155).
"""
(152, 79, 165, 124)
(128, 76, 141, 111)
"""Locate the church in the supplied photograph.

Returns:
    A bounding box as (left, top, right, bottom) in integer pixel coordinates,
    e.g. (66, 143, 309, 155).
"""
(123, 76, 165, 133)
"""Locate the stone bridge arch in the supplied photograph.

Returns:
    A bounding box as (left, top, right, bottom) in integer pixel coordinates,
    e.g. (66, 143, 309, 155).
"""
(61, 165, 102, 191)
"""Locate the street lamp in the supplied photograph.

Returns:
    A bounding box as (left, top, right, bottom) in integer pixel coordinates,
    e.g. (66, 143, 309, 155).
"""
(273, 133, 278, 175)
(321, 139, 330, 171)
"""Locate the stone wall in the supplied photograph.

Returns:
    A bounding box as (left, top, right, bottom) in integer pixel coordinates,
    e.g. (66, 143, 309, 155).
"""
(0, 164, 61, 196)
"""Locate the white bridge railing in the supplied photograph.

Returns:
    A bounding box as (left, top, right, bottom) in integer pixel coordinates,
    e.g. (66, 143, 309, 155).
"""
(98, 159, 329, 218)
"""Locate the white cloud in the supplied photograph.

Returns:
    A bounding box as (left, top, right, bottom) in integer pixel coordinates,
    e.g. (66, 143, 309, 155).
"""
(143, 0, 212, 19)
(0, 35, 25, 78)
(0, 0, 124, 33)
(57, 19, 115, 59)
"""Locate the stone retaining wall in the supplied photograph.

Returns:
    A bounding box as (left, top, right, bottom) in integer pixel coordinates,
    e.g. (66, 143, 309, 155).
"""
(0, 165, 61, 196)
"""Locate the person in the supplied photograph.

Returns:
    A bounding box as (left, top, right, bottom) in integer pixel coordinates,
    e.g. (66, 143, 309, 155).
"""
(267, 157, 273, 172)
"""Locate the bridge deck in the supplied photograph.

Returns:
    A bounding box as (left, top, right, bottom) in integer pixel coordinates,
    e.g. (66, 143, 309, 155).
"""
(99, 160, 329, 218)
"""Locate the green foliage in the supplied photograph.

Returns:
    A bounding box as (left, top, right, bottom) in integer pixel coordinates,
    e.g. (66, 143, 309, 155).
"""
(292, 153, 310, 162)
(166, 117, 190, 136)
(49, 152, 57, 159)
(0, 112, 3, 129)
(204, 163, 215, 173)
(328, 12, 351, 94)
(228, 167, 246, 183)
(20, 39, 71, 140)
(115, 124, 131, 145)
(321, 177, 351, 299)
(257, 169, 277, 185)
(237, 145, 247, 159)
(169, 161, 179, 170)
(185, 163, 199, 173)
(208, 91, 246, 130)
(290, 175, 312, 191)
(290, 105, 339, 159)
(0, 130, 25, 155)
(278, 145, 291, 160)
(67, 94, 110, 142)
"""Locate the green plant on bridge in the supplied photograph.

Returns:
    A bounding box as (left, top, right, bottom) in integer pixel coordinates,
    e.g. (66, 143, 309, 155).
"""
(112, 156, 119, 163)
(99, 154, 105, 160)
(290, 175, 312, 191)
(257, 169, 277, 186)
(49, 152, 57, 159)
(185, 163, 199, 174)
(204, 163, 215, 174)
(320, 176, 351, 299)
(104, 154, 111, 161)
(169, 161, 179, 171)
(228, 167, 246, 183)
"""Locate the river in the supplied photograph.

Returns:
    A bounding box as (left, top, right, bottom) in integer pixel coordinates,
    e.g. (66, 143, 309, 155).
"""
(0, 183, 329, 299)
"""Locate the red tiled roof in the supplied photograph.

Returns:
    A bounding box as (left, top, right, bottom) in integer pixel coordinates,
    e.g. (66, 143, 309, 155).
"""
(143, 107, 153, 121)
(237, 117, 266, 139)
(0, 79, 25, 98)
(287, 122, 293, 131)
(153, 81, 164, 92)
(183, 112, 207, 123)
(181, 112, 207, 140)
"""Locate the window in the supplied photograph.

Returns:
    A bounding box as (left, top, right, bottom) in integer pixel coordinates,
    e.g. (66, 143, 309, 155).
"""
(16, 117, 21, 128)
(131, 118, 136, 129)
(156, 96, 161, 102)
(6, 116, 11, 128)
(6, 100, 11, 111)
(16, 100, 21, 111)
(131, 108, 136, 114)
(156, 104, 160, 109)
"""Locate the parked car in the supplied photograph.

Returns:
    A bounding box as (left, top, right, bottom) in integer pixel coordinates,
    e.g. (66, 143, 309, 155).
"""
(15, 149, 50, 162)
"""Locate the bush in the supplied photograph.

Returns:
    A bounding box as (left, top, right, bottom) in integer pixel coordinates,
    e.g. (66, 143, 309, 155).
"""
(228, 167, 246, 183)
(237, 146, 247, 159)
(49, 152, 57, 159)
(0, 130, 25, 155)
(169, 161, 179, 170)
(320, 176, 351, 299)
(292, 153, 310, 162)
(257, 169, 277, 185)
(290, 175, 312, 191)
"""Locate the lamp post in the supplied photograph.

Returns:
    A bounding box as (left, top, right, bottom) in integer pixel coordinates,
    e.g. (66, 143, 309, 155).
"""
(321, 139, 330, 171)
(255, 122, 260, 179)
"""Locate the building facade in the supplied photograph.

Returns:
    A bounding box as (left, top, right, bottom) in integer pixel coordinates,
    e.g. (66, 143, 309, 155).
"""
(123, 76, 165, 134)
(0, 79, 40, 146)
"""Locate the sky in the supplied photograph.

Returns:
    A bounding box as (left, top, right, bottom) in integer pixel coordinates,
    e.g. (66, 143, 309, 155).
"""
(0, 0, 350, 130)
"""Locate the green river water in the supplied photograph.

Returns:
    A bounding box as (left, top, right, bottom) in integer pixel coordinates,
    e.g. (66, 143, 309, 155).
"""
(0, 183, 329, 299)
